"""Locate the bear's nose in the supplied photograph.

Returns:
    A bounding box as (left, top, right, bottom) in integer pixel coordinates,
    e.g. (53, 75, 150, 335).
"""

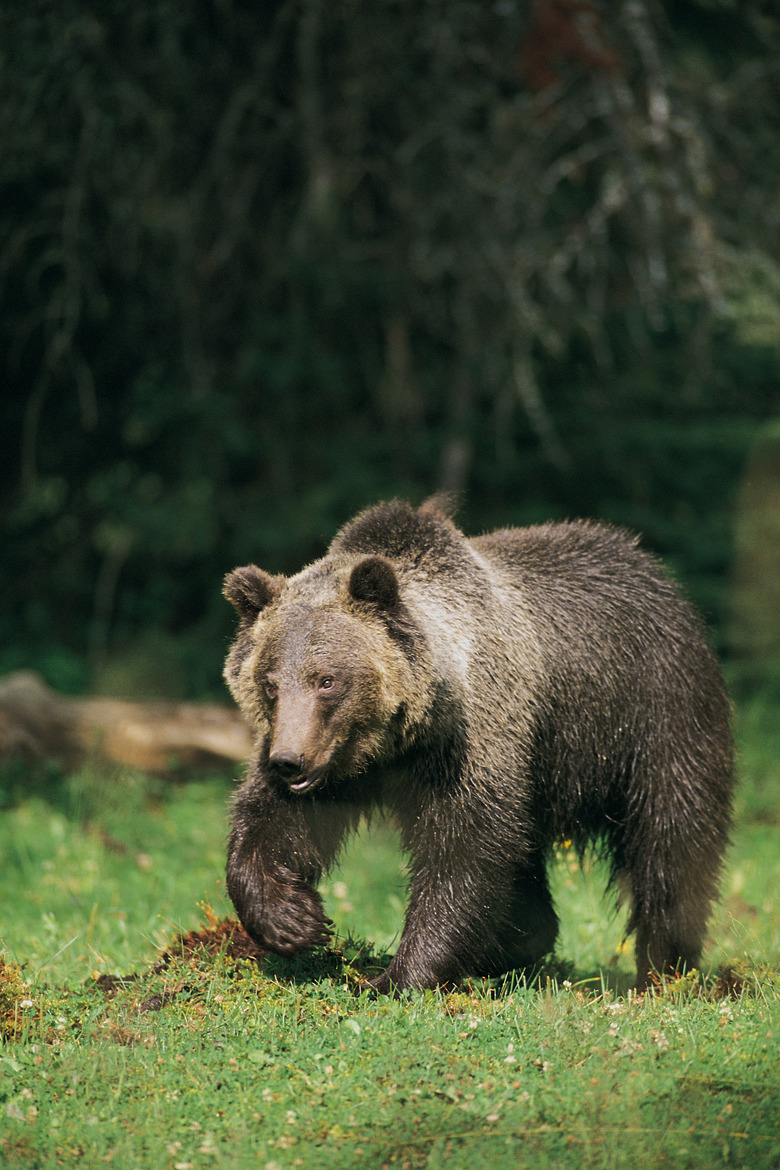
(270, 749, 306, 778)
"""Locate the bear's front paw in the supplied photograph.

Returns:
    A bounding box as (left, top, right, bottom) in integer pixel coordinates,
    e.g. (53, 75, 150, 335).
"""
(241, 869, 332, 956)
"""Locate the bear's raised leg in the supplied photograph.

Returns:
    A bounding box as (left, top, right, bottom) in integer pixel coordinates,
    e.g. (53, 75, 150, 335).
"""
(227, 773, 359, 956)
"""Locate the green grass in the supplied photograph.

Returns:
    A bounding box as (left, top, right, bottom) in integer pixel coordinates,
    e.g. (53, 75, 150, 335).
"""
(1, 704, 779, 1170)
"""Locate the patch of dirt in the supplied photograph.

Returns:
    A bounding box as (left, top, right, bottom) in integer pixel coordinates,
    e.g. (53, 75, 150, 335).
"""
(87, 910, 268, 1017)
(157, 912, 266, 968)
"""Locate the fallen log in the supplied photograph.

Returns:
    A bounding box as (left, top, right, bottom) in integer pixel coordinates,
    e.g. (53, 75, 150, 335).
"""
(0, 671, 252, 775)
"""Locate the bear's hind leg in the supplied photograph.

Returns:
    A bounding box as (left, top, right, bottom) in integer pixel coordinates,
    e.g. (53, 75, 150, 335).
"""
(626, 849, 722, 990)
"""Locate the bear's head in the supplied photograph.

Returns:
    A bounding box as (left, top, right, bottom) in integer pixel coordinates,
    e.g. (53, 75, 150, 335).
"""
(223, 555, 422, 794)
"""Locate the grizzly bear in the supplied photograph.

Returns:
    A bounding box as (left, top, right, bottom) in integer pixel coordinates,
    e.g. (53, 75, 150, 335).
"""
(222, 498, 733, 992)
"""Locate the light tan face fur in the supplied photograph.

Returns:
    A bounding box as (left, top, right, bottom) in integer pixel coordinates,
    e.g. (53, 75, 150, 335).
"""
(226, 591, 411, 791)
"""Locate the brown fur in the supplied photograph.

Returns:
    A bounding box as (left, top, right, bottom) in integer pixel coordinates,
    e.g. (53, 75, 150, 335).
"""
(223, 499, 734, 991)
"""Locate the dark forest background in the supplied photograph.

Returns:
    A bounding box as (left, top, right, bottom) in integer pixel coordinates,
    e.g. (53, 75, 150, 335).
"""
(2, 0, 779, 702)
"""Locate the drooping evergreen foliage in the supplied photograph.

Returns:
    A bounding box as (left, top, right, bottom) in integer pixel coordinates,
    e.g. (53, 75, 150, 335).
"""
(1, 0, 778, 696)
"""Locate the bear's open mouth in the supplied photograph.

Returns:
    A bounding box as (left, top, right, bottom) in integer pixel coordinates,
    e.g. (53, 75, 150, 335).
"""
(289, 776, 314, 793)
(287, 768, 324, 795)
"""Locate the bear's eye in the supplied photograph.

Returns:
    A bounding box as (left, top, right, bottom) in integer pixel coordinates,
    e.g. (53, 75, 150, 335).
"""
(317, 676, 336, 693)
(264, 680, 278, 702)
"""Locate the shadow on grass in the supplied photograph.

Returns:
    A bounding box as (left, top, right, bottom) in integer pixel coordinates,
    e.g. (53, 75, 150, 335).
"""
(79, 910, 766, 1026)
(159, 913, 640, 1000)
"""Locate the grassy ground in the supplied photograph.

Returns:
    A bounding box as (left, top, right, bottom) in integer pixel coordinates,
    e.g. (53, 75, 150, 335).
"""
(1, 699, 779, 1169)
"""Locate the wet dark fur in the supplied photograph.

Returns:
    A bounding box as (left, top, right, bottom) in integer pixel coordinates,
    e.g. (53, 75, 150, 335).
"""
(223, 499, 734, 992)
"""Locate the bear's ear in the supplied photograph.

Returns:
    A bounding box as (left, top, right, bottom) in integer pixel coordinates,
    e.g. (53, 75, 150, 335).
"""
(223, 565, 283, 623)
(348, 555, 399, 611)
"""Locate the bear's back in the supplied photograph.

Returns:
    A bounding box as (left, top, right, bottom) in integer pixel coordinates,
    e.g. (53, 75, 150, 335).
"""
(471, 518, 646, 581)
(470, 518, 723, 714)
(470, 519, 682, 620)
